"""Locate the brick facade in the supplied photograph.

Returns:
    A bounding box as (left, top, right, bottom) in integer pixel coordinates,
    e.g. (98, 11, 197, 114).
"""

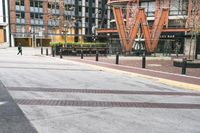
(10, 0, 16, 33)
(25, 0, 30, 33)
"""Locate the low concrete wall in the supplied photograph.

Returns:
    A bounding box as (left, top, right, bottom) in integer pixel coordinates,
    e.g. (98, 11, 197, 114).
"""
(0, 42, 9, 48)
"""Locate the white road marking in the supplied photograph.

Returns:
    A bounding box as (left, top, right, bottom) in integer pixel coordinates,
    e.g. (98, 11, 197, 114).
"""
(0, 101, 7, 106)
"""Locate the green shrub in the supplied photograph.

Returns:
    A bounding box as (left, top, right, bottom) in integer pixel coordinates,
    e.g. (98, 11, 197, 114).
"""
(50, 42, 107, 47)
(50, 42, 61, 47)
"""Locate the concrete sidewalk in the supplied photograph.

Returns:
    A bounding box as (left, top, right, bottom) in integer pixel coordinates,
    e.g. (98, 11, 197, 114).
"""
(1, 48, 200, 133)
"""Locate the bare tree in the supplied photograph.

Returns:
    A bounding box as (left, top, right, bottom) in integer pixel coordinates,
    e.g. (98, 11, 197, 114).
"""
(187, 0, 200, 60)
(173, 0, 200, 60)
(48, 1, 76, 43)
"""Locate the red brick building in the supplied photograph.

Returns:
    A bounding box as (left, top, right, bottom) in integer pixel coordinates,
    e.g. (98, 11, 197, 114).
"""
(9, 0, 110, 47)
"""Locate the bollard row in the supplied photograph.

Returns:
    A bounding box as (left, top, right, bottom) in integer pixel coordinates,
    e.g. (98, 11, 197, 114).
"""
(78, 51, 148, 70)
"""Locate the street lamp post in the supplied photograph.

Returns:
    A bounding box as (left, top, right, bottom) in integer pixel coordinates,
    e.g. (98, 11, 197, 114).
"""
(92, 10, 101, 43)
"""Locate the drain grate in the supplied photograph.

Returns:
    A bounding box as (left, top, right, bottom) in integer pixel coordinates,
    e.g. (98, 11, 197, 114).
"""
(15, 99, 200, 109)
(8, 87, 200, 96)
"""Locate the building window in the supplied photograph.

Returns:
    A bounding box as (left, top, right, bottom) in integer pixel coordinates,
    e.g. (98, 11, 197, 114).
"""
(79, 6, 82, 12)
(30, 13, 43, 19)
(30, 26, 43, 33)
(39, 1, 43, 8)
(92, 18, 95, 23)
(48, 3, 51, 8)
(35, 1, 38, 7)
(56, 3, 59, 9)
(92, 8, 95, 14)
(169, 0, 188, 16)
(141, 1, 155, 17)
(30, 0, 43, 8)
(86, 7, 89, 12)
(30, 1, 34, 7)
(48, 1, 59, 10)
(16, 25, 25, 33)
(2, 0, 6, 22)
(15, 0, 24, 6)
(16, 12, 25, 19)
(30, 13, 34, 19)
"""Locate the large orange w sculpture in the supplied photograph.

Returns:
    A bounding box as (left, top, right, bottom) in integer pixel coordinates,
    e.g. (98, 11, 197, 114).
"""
(113, 7, 168, 53)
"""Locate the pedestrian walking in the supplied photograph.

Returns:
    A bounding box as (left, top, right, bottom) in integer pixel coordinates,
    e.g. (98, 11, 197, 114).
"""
(17, 43, 22, 55)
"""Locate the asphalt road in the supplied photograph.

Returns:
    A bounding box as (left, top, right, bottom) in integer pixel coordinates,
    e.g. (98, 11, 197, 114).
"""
(0, 48, 200, 133)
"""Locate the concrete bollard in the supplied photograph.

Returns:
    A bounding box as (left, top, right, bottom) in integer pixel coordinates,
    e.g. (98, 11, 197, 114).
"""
(182, 58, 187, 75)
(41, 47, 43, 55)
(46, 48, 48, 56)
(116, 52, 119, 64)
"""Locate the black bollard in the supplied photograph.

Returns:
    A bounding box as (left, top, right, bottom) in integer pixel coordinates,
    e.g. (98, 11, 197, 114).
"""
(96, 51, 99, 61)
(142, 52, 146, 68)
(60, 48, 63, 59)
(81, 50, 83, 59)
(182, 58, 187, 75)
(41, 47, 43, 55)
(46, 48, 48, 56)
(116, 52, 119, 64)
(52, 48, 55, 57)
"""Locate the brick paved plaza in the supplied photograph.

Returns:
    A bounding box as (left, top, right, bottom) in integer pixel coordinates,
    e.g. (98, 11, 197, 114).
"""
(65, 56, 200, 77)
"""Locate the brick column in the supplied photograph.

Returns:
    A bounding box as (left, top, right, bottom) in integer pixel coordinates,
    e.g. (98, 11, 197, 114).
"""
(43, 0, 48, 36)
(10, 0, 16, 33)
(25, 0, 30, 33)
